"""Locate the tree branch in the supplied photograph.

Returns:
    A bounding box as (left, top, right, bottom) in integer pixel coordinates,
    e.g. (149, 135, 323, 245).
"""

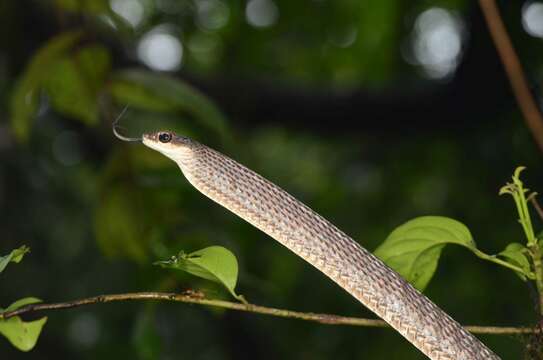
(479, 0, 543, 153)
(0, 291, 537, 335)
(530, 196, 543, 222)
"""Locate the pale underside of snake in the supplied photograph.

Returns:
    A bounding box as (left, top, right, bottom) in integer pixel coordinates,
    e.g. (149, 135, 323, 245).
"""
(133, 130, 500, 360)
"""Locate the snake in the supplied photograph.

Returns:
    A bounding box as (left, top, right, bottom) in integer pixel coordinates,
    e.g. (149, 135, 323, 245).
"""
(114, 127, 499, 359)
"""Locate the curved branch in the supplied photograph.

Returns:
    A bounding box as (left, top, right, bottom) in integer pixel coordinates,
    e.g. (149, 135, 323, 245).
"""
(479, 0, 543, 152)
(0, 291, 537, 335)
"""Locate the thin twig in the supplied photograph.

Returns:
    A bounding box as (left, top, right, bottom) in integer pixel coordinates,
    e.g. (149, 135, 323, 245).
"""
(0, 291, 537, 335)
(479, 0, 543, 153)
(472, 248, 535, 279)
(530, 196, 543, 222)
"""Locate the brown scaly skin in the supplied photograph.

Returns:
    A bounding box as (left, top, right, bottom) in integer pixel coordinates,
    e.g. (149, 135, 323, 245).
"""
(143, 131, 500, 360)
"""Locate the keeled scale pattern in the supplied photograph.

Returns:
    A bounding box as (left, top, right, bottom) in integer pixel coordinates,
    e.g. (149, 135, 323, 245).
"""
(171, 140, 500, 360)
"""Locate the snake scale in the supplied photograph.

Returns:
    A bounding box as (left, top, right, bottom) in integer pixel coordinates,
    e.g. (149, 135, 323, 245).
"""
(137, 130, 499, 360)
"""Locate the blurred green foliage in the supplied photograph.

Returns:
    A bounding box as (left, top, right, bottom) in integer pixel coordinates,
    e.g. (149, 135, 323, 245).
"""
(10, 31, 83, 140)
(1, 0, 543, 359)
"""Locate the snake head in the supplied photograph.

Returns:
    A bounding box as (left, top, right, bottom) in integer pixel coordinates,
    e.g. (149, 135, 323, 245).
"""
(142, 131, 197, 162)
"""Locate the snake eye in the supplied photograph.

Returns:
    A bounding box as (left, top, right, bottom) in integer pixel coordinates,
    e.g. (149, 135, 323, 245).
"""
(158, 132, 172, 143)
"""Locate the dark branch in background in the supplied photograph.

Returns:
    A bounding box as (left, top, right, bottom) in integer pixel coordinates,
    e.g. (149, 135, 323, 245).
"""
(479, 0, 543, 153)
(0, 291, 537, 335)
(531, 197, 543, 222)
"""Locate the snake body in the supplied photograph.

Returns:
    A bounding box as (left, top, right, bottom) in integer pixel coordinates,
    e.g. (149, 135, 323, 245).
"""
(141, 131, 499, 360)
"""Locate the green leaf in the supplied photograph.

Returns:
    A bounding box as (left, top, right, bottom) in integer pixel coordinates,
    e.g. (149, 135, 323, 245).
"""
(0, 298, 46, 352)
(108, 69, 229, 137)
(11, 37, 110, 136)
(155, 246, 243, 301)
(55, 0, 80, 11)
(498, 243, 531, 281)
(75, 44, 112, 93)
(109, 76, 177, 113)
(0, 246, 30, 274)
(374, 216, 476, 291)
(10, 31, 82, 141)
(0, 317, 47, 352)
(44, 58, 97, 125)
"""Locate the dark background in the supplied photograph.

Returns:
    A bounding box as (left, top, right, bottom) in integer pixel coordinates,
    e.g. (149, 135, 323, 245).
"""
(1, 0, 543, 358)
